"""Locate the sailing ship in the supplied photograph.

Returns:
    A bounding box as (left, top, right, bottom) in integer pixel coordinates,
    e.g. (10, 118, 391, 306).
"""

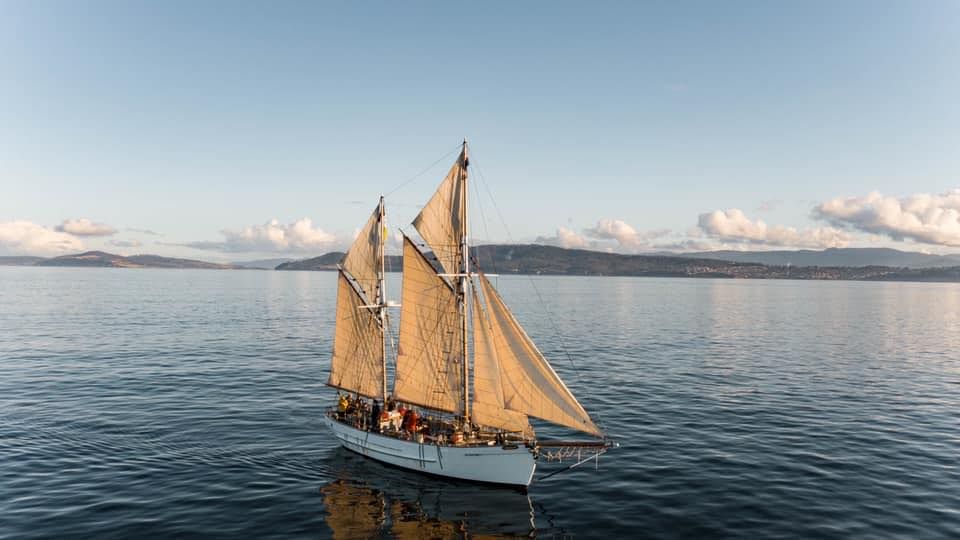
(323, 142, 614, 487)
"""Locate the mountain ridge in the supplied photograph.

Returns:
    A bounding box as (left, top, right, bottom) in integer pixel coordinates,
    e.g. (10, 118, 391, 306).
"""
(27, 251, 243, 269)
(275, 245, 960, 282)
(671, 247, 960, 268)
(3, 247, 960, 282)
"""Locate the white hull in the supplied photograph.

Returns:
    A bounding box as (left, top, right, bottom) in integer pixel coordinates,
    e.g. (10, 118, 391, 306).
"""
(323, 416, 537, 487)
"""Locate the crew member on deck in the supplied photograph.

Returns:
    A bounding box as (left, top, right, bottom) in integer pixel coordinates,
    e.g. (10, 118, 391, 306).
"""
(345, 395, 356, 416)
(403, 408, 419, 434)
(369, 400, 381, 433)
(337, 393, 349, 419)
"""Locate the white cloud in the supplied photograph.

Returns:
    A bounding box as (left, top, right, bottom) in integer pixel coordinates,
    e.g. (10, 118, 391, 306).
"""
(535, 227, 589, 249)
(584, 219, 670, 249)
(536, 220, 671, 252)
(186, 218, 339, 253)
(814, 190, 960, 247)
(55, 218, 116, 236)
(0, 220, 84, 255)
(698, 209, 850, 248)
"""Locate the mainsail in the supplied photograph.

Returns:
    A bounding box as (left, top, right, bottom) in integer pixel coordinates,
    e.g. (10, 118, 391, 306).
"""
(393, 236, 464, 413)
(478, 274, 602, 437)
(327, 270, 384, 398)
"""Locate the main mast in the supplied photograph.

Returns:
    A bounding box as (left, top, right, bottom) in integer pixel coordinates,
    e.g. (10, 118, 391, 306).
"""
(459, 140, 470, 425)
(378, 195, 388, 402)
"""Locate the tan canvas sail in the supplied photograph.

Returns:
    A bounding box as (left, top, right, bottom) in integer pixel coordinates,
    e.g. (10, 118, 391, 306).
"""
(341, 201, 382, 301)
(478, 274, 602, 436)
(471, 287, 533, 436)
(411, 147, 467, 276)
(327, 270, 384, 398)
(393, 236, 463, 413)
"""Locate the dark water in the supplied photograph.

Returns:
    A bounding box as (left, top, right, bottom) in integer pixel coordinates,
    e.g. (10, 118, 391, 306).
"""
(2, 267, 959, 539)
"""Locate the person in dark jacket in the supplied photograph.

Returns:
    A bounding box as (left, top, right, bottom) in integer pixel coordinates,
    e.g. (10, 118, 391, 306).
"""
(369, 400, 381, 433)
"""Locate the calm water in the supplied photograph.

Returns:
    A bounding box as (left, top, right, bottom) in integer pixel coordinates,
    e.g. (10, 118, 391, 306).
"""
(1, 267, 959, 539)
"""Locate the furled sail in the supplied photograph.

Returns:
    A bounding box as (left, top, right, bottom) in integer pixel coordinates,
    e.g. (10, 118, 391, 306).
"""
(478, 274, 602, 436)
(327, 270, 384, 398)
(412, 147, 467, 276)
(393, 236, 463, 413)
(471, 287, 533, 436)
(341, 200, 382, 301)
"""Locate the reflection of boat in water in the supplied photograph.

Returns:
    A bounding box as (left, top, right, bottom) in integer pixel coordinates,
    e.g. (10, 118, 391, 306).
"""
(323, 142, 615, 487)
(321, 448, 537, 538)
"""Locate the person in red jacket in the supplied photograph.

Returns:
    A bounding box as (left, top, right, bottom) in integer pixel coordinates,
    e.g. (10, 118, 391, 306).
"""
(402, 408, 419, 433)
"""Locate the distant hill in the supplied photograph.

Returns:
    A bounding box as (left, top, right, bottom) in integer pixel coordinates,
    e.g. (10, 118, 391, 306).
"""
(275, 244, 960, 282)
(35, 251, 240, 269)
(0, 256, 47, 266)
(7, 246, 960, 282)
(471, 244, 725, 276)
(232, 258, 294, 269)
(275, 252, 345, 270)
(275, 252, 404, 271)
(674, 247, 960, 268)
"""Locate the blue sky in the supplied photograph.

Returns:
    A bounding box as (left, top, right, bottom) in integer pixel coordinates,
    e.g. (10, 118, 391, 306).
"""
(2, 1, 958, 259)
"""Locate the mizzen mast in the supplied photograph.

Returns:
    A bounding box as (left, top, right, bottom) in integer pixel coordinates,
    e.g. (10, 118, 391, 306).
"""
(377, 195, 388, 401)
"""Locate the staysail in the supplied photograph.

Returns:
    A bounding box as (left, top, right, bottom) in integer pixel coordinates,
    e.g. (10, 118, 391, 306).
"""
(412, 147, 467, 276)
(471, 286, 533, 436)
(393, 236, 464, 413)
(478, 274, 602, 436)
(327, 270, 384, 398)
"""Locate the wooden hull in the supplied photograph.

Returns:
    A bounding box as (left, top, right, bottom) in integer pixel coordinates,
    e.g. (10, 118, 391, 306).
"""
(323, 416, 537, 487)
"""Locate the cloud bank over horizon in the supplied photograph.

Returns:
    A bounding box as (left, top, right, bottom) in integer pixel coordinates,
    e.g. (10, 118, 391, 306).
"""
(698, 209, 851, 249)
(184, 218, 340, 253)
(0, 220, 85, 255)
(537, 210, 854, 253)
(536, 219, 672, 252)
(814, 190, 960, 247)
(6, 189, 960, 258)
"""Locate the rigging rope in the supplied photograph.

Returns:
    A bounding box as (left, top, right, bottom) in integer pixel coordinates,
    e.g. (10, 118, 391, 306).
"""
(384, 143, 463, 197)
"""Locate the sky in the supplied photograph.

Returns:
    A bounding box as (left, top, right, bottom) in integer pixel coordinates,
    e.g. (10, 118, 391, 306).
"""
(1, 1, 959, 260)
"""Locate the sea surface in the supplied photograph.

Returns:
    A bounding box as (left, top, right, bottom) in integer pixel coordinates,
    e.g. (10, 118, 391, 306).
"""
(1, 267, 959, 539)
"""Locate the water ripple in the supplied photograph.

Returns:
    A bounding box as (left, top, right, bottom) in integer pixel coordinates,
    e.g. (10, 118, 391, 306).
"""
(1, 269, 959, 538)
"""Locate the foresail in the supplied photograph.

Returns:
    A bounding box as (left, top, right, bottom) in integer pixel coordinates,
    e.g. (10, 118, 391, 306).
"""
(471, 286, 533, 436)
(478, 274, 602, 437)
(393, 236, 463, 413)
(411, 147, 467, 276)
(341, 201, 382, 301)
(328, 270, 384, 398)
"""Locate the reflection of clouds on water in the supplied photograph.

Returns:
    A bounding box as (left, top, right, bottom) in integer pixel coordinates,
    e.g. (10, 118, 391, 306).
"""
(320, 448, 537, 538)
